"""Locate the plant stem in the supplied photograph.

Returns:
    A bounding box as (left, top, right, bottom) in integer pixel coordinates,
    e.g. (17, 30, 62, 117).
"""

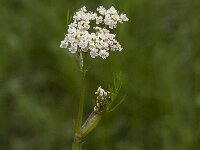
(76, 53, 85, 131)
(72, 138, 80, 150)
(73, 52, 86, 150)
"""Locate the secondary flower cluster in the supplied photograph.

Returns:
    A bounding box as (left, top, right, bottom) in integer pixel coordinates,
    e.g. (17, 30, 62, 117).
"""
(60, 6, 129, 59)
(94, 86, 110, 111)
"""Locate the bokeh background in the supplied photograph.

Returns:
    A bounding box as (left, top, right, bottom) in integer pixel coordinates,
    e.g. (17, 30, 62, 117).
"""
(0, 0, 200, 150)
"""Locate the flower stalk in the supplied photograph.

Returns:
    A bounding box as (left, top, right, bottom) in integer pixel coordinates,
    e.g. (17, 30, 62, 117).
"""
(73, 53, 86, 150)
(76, 53, 85, 132)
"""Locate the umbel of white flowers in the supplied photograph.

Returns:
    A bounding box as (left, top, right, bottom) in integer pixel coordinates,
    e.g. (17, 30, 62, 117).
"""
(60, 6, 129, 59)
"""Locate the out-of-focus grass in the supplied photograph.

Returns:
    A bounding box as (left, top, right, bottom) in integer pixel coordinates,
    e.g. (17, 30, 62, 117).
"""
(0, 0, 200, 150)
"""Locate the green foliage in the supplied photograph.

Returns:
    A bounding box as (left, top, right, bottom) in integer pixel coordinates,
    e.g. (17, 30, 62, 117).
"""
(109, 73, 123, 103)
(106, 73, 125, 112)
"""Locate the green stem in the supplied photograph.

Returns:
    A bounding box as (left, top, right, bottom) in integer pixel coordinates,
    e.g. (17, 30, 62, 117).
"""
(76, 52, 85, 131)
(73, 52, 85, 150)
(72, 138, 81, 150)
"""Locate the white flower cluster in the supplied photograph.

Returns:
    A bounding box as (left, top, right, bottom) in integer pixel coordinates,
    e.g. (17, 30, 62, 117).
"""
(60, 6, 129, 59)
(94, 86, 110, 111)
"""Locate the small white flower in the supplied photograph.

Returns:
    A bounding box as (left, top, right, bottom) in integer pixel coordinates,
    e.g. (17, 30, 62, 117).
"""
(120, 13, 129, 22)
(94, 86, 110, 110)
(81, 6, 87, 12)
(108, 6, 117, 14)
(97, 6, 106, 15)
(69, 44, 78, 53)
(60, 40, 68, 48)
(99, 50, 109, 59)
(96, 16, 103, 24)
(90, 48, 99, 58)
(95, 86, 108, 97)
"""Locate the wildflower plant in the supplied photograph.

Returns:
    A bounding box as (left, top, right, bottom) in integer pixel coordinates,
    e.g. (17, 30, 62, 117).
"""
(60, 6, 129, 150)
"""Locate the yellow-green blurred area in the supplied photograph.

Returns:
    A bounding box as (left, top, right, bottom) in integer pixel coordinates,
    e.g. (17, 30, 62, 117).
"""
(0, 0, 200, 149)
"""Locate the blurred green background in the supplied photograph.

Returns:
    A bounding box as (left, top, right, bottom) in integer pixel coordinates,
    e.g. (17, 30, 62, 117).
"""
(0, 0, 200, 150)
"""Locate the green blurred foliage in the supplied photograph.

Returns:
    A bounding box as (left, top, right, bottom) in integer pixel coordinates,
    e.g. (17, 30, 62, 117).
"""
(0, 0, 200, 150)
